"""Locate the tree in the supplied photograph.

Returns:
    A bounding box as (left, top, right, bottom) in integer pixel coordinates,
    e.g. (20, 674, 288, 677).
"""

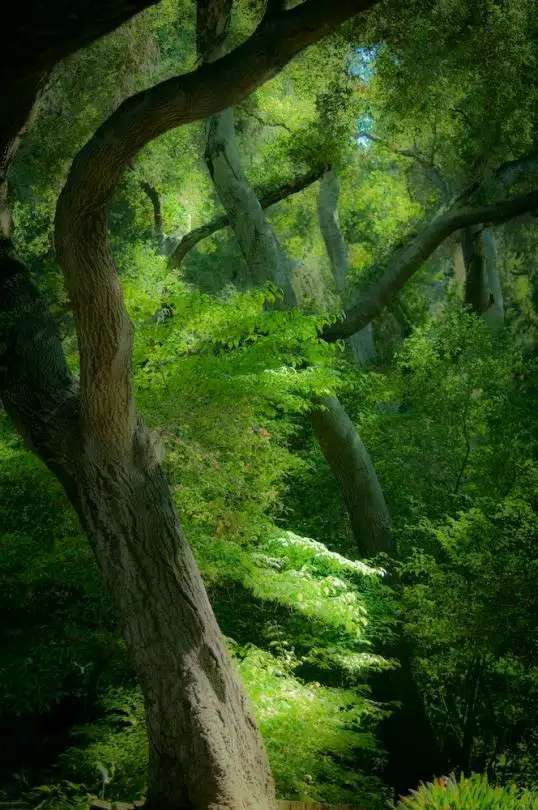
(0, 2, 380, 808)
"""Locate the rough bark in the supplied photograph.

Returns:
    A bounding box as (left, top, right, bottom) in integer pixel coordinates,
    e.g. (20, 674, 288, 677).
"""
(168, 166, 324, 269)
(72, 433, 275, 810)
(0, 259, 275, 808)
(462, 226, 504, 329)
(1, 185, 275, 810)
(323, 189, 538, 341)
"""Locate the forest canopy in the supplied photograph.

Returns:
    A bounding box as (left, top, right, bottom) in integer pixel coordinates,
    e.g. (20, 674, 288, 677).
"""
(0, 1, 537, 809)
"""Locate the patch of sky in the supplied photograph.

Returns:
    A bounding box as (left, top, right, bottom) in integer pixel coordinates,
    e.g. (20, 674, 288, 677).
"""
(349, 46, 378, 81)
(350, 48, 378, 147)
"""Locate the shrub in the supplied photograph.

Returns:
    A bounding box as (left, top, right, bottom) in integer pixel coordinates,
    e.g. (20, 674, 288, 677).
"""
(396, 774, 538, 809)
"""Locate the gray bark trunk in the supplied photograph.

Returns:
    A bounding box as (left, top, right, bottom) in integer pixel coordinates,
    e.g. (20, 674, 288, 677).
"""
(205, 111, 392, 557)
(317, 169, 376, 366)
(204, 109, 297, 306)
(310, 396, 393, 556)
(462, 226, 504, 329)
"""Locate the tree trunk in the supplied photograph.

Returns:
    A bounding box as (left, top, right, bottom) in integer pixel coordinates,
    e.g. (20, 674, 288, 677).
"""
(462, 226, 504, 328)
(72, 432, 275, 810)
(317, 169, 376, 366)
(309, 396, 393, 556)
(204, 108, 297, 306)
(316, 170, 391, 554)
(1, 255, 276, 810)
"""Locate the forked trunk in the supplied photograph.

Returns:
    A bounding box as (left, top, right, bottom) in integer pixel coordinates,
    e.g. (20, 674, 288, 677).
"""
(71, 429, 276, 810)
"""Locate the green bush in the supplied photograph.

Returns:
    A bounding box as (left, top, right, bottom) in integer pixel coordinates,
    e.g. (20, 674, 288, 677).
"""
(396, 774, 538, 809)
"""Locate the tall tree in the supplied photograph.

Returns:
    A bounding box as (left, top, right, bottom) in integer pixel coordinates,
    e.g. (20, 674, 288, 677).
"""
(0, 2, 380, 808)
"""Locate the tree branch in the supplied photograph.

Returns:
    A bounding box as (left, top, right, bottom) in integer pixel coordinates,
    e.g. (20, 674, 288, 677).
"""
(169, 164, 324, 268)
(323, 189, 538, 340)
(360, 132, 450, 198)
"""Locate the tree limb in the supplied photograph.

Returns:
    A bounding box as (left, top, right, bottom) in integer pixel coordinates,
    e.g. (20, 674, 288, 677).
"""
(169, 165, 324, 268)
(323, 189, 538, 340)
(360, 132, 450, 198)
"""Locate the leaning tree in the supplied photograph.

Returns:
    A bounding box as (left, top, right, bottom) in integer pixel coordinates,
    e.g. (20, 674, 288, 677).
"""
(1, 2, 384, 809)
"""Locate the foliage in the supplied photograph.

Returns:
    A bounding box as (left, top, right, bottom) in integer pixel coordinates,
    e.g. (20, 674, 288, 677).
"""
(396, 774, 538, 810)
(401, 496, 538, 783)
(2, 0, 538, 805)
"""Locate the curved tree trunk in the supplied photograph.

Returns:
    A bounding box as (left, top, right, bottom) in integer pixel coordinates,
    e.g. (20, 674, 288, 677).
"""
(310, 396, 393, 556)
(1, 253, 276, 810)
(204, 110, 392, 557)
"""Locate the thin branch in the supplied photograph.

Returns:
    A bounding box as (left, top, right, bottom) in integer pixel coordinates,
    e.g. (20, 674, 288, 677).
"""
(168, 164, 324, 268)
(359, 132, 450, 198)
